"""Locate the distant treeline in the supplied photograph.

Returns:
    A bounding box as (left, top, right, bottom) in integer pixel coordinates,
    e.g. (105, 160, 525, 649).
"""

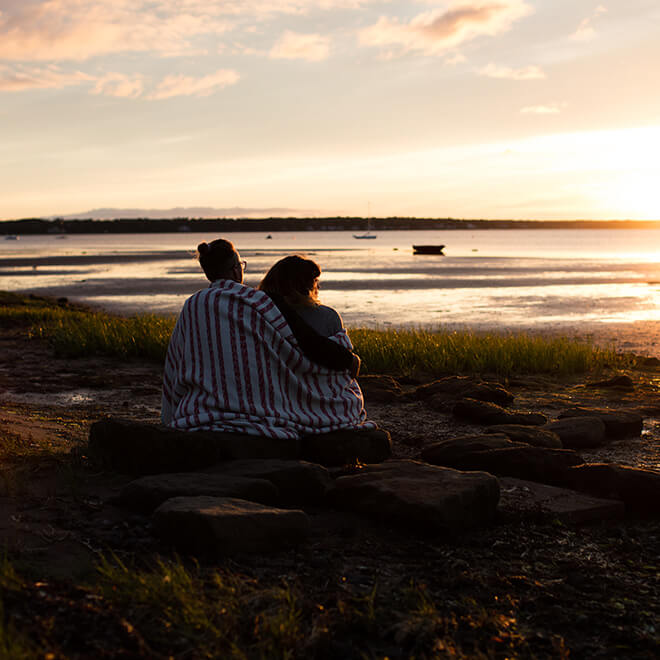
(2, 216, 659, 235)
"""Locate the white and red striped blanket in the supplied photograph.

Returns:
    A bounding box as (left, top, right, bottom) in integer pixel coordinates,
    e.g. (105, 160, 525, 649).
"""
(161, 279, 373, 439)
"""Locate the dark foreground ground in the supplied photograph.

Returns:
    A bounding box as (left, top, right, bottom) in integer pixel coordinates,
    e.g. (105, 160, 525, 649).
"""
(0, 321, 659, 658)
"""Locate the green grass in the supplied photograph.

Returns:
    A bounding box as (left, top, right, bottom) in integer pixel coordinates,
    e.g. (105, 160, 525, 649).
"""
(0, 291, 631, 375)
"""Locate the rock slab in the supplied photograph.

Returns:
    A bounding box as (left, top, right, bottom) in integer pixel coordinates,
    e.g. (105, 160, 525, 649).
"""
(301, 427, 392, 466)
(119, 473, 279, 513)
(453, 398, 546, 426)
(152, 496, 310, 554)
(330, 459, 500, 530)
(498, 477, 624, 523)
(543, 417, 606, 449)
(486, 425, 562, 449)
(557, 407, 644, 439)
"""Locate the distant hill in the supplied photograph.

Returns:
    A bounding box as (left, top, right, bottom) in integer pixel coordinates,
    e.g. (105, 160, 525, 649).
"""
(49, 207, 310, 220)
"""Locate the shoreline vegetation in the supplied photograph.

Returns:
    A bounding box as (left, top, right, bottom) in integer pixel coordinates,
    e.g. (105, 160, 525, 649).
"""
(2, 292, 631, 376)
(1, 292, 659, 658)
(2, 216, 660, 235)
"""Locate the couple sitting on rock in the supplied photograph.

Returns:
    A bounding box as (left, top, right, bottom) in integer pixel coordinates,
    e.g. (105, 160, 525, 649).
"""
(161, 238, 373, 440)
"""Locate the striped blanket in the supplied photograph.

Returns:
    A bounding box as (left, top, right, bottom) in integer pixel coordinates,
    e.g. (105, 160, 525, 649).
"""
(161, 279, 372, 439)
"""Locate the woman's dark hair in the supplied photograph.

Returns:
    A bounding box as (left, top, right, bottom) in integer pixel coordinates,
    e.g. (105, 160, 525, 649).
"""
(258, 255, 321, 307)
(196, 238, 237, 282)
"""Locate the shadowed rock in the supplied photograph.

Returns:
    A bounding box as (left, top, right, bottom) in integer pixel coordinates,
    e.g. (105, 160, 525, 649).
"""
(152, 496, 310, 554)
(567, 463, 660, 515)
(543, 417, 607, 449)
(420, 434, 525, 465)
(498, 477, 624, 523)
(453, 398, 546, 426)
(205, 459, 333, 503)
(413, 377, 514, 407)
(89, 418, 300, 474)
(423, 445, 584, 486)
(300, 427, 392, 466)
(358, 375, 404, 403)
(118, 473, 279, 513)
(585, 375, 634, 390)
(486, 425, 562, 449)
(557, 406, 644, 439)
(330, 459, 499, 530)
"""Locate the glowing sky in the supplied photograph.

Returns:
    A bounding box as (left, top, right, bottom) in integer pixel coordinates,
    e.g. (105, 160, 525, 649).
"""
(2, 0, 660, 220)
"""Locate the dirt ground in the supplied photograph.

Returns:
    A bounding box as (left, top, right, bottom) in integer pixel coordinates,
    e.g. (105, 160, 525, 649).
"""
(1, 325, 659, 658)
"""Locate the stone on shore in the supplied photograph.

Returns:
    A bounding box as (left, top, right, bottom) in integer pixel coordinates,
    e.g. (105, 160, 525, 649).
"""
(152, 496, 310, 554)
(206, 459, 333, 503)
(543, 417, 607, 449)
(300, 427, 392, 466)
(89, 418, 299, 474)
(567, 463, 660, 516)
(422, 444, 584, 486)
(330, 459, 500, 530)
(118, 473, 280, 513)
(486, 425, 562, 448)
(413, 377, 514, 407)
(358, 375, 404, 403)
(420, 434, 525, 465)
(557, 406, 644, 439)
(498, 477, 624, 523)
(453, 398, 547, 426)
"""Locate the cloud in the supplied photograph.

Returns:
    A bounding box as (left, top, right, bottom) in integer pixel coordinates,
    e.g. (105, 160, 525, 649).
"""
(0, 64, 92, 91)
(269, 31, 330, 61)
(359, 1, 533, 57)
(520, 102, 566, 114)
(147, 69, 240, 100)
(570, 5, 607, 42)
(479, 62, 545, 80)
(91, 72, 144, 98)
(0, 1, 377, 62)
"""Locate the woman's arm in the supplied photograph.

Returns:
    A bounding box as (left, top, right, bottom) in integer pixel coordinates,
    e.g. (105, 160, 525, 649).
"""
(267, 293, 359, 375)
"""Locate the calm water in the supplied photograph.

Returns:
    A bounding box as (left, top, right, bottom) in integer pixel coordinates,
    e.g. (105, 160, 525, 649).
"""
(2, 229, 660, 337)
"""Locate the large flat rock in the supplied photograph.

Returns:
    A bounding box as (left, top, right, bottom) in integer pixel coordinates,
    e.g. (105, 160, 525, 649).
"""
(420, 434, 526, 465)
(300, 427, 392, 466)
(486, 425, 562, 449)
(152, 496, 310, 554)
(412, 376, 514, 407)
(330, 459, 500, 530)
(89, 418, 299, 475)
(498, 477, 624, 523)
(557, 406, 644, 439)
(453, 398, 546, 426)
(567, 463, 660, 516)
(206, 459, 333, 503)
(118, 473, 279, 513)
(543, 417, 607, 449)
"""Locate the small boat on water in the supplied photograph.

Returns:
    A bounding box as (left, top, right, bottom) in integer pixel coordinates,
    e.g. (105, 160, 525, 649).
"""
(4, 235, 19, 240)
(353, 231, 377, 239)
(413, 244, 445, 255)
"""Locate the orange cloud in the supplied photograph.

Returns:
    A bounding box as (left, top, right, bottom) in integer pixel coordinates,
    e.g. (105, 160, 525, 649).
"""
(0, 64, 92, 91)
(91, 72, 145, 98)
(479, 62, 545, 80)
(269, 31, 331, 61)
(147, 69, 240, 100)
(359, 1, 533, 56)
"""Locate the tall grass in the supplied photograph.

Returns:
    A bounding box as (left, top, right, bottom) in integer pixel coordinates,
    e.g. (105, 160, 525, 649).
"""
(1, 292, 630, 375)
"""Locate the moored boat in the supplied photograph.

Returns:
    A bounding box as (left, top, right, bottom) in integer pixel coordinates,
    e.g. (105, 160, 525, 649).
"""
(412, 244, 445, 254)
(4, 235, 19, 240)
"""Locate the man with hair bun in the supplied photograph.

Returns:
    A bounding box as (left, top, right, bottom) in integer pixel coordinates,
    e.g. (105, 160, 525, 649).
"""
(162, 238, 372, 440)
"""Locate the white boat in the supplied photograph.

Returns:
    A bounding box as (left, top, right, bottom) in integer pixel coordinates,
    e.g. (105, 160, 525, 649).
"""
(353, 231, 377, 239)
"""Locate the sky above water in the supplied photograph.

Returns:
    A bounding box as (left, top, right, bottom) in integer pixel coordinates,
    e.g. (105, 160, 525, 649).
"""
(2, 1, 660, 220)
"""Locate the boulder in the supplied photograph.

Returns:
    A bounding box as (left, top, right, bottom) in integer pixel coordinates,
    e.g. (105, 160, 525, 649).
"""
(486, 425, 562, 448)
(557, 407, 644, 439)
(89, 418, 299, 475)
(452, 398, 547, 426)
(498, 478, 624, 523)
(118, 473, 279, 513)
(300, 427, 392, 467)
(585, 375, 634, 390)
(420, 434, 525, 465)
(413, 377, 514, 407)
(152, 496, 310, 554)
(423, 445, 584, 486)
(543, 417, 607, 449)
(206, 459, 333, 503)
(567, 463, 660, 516)
(330, 459, 499, 530)
(358, 375, 404, 403)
